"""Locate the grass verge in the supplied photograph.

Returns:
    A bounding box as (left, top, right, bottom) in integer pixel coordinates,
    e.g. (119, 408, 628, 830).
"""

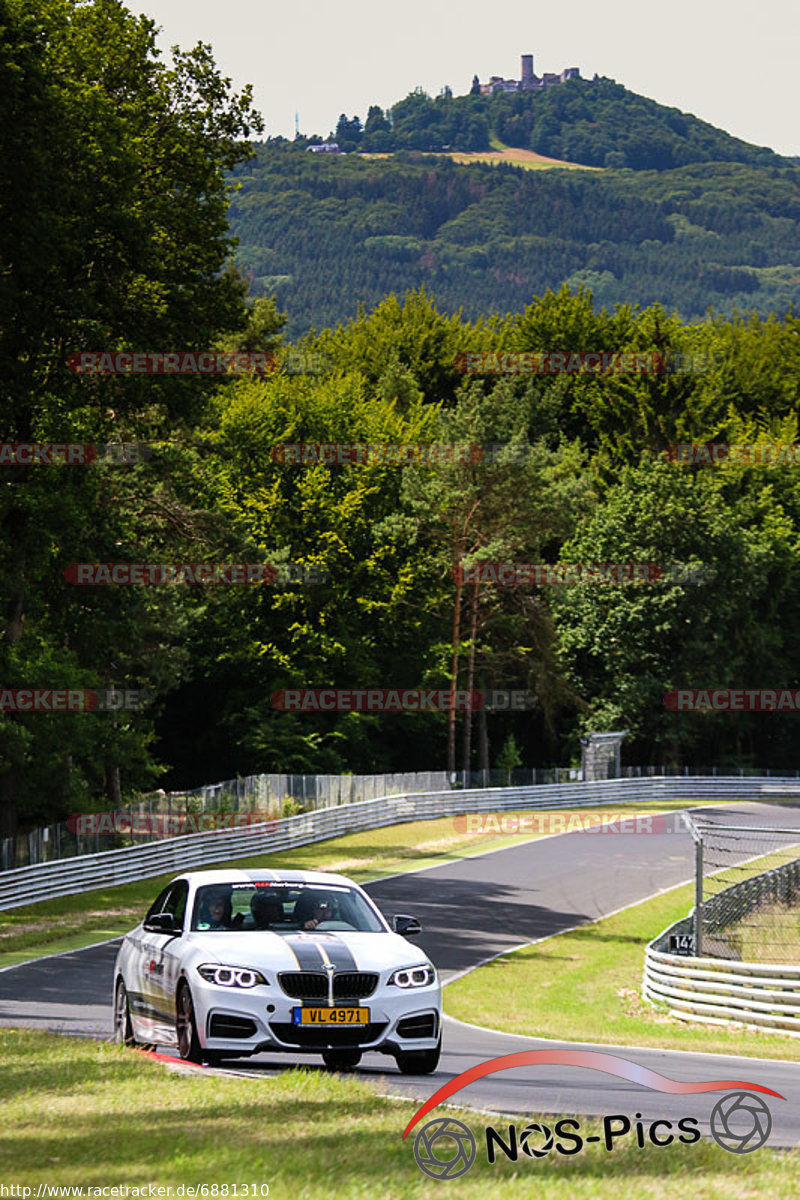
(444, 879, 799, 1061)
(0, 799, 711, 967)
(0, 1030, 797, 1197)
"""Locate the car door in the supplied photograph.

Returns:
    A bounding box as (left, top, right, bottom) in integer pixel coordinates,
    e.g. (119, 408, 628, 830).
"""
(142, 880, 188, 1024)
(157, 880, 188, 1020)
(126, 884, 172, 1034)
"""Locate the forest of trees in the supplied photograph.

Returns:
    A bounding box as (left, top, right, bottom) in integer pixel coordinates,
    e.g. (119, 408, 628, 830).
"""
(3, 0, 800, 839)
(230, 147, 800, 337)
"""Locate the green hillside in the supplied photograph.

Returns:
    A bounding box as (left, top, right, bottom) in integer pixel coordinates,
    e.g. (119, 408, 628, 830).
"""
(229, 147, 800, 337)
(326, 76, 787, 170)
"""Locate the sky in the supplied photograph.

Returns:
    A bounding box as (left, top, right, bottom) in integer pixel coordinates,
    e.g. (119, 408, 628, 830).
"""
(133, 0, 799, 156)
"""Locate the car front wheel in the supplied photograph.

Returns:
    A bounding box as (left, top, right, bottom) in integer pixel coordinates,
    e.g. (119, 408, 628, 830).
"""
(114, 979, 136, 1046)
(176, 981, 204, 1064)
(395, 1036, 441, 1075)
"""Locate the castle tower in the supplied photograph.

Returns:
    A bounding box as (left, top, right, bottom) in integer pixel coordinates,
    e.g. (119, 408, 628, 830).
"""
(521, 54, 534, 86)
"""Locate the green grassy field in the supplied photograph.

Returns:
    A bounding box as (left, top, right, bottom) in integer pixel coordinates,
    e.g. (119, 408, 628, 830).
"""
(0, 1030, 797, 1198)
(0, 799, 707, 968)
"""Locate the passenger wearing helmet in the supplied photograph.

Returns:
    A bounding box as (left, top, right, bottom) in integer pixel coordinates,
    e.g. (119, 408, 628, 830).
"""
(250, 892, 283, 929)
(294, 891, 334, 929)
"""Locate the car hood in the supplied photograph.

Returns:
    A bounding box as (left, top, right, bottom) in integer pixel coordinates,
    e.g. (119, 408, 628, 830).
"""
(184, 930, 431, 974)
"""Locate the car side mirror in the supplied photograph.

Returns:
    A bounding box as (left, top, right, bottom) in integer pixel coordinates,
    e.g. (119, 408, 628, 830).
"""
(144, 911, 177, 934)
(393, 914, 421, 936)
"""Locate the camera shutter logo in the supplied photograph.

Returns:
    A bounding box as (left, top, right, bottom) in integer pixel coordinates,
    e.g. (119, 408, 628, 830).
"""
(519, 1121, 555, 1157)
(710, 1092, 772, 1154)
(413, 1117, 476, 1180)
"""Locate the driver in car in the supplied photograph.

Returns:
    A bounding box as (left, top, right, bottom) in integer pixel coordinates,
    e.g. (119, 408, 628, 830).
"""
(198, 889, 237, 929)
(296, 893, 334, 929)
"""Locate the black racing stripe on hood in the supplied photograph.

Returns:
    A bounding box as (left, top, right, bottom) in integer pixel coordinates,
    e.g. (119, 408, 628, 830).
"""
(319, 935, 358, 972)
(283, 936, 326, 970)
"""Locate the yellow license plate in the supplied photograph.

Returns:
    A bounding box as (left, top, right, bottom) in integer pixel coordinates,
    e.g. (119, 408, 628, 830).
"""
(292, 1006, 370, 1025)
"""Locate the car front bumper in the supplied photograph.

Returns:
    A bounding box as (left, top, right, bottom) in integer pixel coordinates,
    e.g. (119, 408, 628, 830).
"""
(191, 972, 442, 1056)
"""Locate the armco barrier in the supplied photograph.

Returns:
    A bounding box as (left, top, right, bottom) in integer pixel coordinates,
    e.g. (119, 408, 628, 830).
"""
(644, 855, 800, 1038)
(7, 764, 799, 871)
(2, 775, 800, 911)
(644, 939, 800, 1038)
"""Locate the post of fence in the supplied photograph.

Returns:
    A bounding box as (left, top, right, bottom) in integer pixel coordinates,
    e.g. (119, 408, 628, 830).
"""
(681, 812, 704, 958)
(694, 834, 703, 958)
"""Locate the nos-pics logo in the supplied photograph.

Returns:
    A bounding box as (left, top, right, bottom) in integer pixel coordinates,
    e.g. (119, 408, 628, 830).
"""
(404, 1050, 783, 1180)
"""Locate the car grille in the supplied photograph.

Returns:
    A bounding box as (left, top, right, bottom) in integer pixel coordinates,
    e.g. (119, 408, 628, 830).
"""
(278, 971, 379, 1000)
(269, 1022, 388, 1048)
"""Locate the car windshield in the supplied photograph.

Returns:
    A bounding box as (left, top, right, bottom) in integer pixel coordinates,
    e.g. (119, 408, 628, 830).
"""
(190, 883, 385, 933)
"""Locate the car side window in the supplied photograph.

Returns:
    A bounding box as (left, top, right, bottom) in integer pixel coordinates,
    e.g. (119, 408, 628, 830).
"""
(145, 882, 188, 930)
(163, 881, 188, 930)
(145, 887, 172, 921)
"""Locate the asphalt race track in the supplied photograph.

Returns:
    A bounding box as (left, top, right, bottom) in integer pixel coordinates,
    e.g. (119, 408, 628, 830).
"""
(2, 801, 799, 1148)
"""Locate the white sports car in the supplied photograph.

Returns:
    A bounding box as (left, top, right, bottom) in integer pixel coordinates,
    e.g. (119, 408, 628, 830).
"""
(112, 868, 442, 1073)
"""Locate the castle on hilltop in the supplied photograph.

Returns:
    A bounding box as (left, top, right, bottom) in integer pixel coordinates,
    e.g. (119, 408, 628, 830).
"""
(475, 53, 580, 96)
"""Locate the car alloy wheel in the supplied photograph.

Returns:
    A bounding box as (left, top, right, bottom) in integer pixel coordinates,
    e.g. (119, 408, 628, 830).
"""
(176, 981, 204, 1064)
(114, 980, 136, 1046)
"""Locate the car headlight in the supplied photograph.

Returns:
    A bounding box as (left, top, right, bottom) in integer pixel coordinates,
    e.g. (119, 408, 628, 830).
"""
(388, 964, 436, 988)
(197, 964, 267, 988)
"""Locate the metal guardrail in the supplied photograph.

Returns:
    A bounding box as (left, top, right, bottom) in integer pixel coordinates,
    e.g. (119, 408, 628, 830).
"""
(2, 765, 588, 870)
(8, 762, 800, 872)
(2, 774, 800, 911)
(643, 943, 800, 1038)
(644, 855, 800, 1038)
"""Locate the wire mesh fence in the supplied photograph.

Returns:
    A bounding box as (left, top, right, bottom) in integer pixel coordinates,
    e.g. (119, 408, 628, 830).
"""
(1, 766, 588, 870)
(3, 762, 800, 872)
(684, 812, 800, 963)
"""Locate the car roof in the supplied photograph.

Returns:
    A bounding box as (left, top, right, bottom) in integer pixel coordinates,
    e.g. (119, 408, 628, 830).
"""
(171, 868, 355, 888)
